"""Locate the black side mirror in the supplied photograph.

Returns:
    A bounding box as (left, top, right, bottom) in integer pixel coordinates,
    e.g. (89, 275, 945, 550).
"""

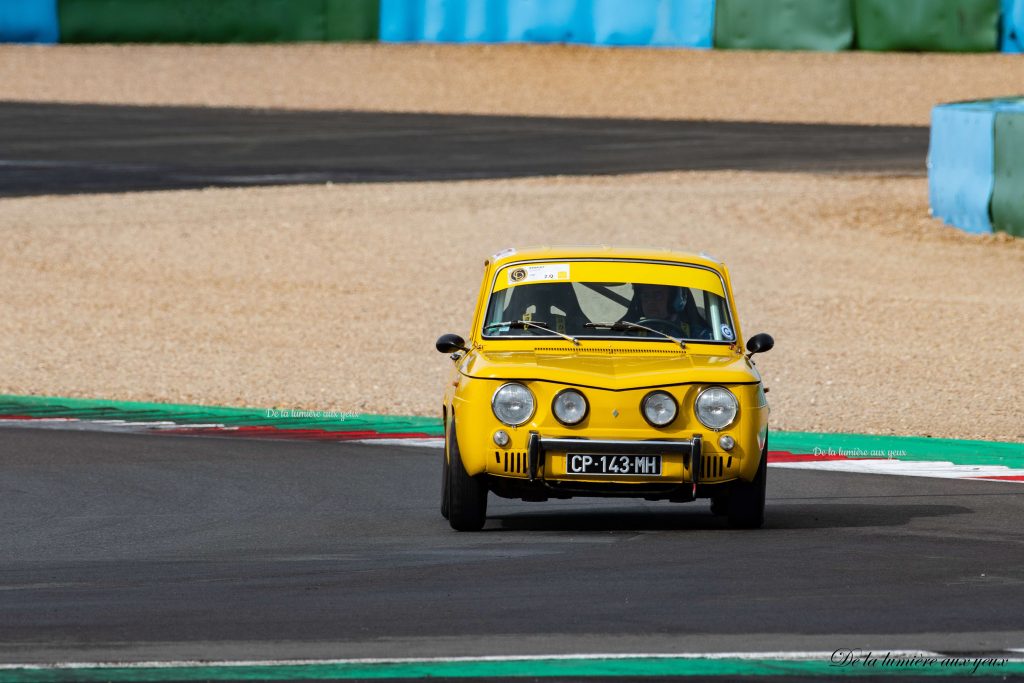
(746, 333, 774, 357)
(436, 333, 468, 354)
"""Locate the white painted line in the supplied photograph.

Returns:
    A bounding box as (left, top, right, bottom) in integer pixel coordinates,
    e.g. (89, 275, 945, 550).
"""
(0, 650, 955, 669)
(355, 437, 444, 448)
(0, 418, 230, 433)
(773, 459, 1024, 481)
(91, 420, 178, 427)
(0, 419, 152, 432)
(152, 423, 229, 430)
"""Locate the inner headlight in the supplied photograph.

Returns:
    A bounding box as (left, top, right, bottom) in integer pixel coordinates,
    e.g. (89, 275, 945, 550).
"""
(552, 389, 588, 425)
(695, 386, 738, 430)
(641, 390, 678, 427)
(492, 382, 535, 426)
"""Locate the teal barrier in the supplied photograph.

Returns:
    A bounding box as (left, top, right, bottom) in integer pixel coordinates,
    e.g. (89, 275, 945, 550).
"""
(929, 99, 1024, 238)
(1003, 0, 1024, 51)
(928, 103, 996, 234)
(0, 0, 58, 42)
(380, 0, 716, 48)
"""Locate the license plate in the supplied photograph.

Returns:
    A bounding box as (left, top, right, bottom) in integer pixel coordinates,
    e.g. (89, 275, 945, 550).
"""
(566, 453, 662, 476)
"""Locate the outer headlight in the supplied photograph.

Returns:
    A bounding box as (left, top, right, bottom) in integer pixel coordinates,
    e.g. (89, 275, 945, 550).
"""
(695, 386, 739, 430)
(641, 390, 678, 427)
(552, 389, 588, 426)
(491, 382, 535, 426)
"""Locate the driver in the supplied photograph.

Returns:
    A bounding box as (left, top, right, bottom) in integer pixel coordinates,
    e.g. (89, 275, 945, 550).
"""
(639, 284, 674, 319)
(632, 284, 713, 340)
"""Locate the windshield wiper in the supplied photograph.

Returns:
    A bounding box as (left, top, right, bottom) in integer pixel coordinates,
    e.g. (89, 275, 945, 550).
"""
(584, 321, 686, 349)
(484, 320, 580, 346)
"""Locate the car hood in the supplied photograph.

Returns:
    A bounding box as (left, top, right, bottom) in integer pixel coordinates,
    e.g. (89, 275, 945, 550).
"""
(460, 347, 759, 390)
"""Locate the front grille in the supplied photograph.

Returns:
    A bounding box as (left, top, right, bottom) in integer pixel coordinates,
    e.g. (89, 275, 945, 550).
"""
(702, 454, 725, 479)
(498, 450, 529, 475)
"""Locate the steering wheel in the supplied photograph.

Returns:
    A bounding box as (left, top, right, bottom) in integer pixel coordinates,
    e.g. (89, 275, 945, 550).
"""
(636, 318, 684, 336)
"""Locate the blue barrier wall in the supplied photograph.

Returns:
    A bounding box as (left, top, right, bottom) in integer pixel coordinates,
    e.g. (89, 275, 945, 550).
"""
(0, 0, 58, 42)
(928, 103, 996, 234)
(1002, 0, 1024, 51)
(380, 0, 715, 48)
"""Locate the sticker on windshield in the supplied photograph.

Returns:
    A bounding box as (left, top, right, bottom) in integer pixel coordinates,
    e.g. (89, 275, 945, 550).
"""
(721, 324, 735, 341)
(508, 263, 570, 285)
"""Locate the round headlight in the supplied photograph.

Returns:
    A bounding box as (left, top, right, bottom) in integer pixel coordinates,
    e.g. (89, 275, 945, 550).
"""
(695, 386, 739, 430)
(492, 382, 535, 426)
(641, 390, 678, 427)
(552, 389, 588, 426)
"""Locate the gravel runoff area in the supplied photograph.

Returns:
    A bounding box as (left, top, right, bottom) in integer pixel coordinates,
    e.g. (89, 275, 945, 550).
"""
(2, 43, 1024, 125)
(2, 172, 1021, 442)
(2, 43, 1022, 442)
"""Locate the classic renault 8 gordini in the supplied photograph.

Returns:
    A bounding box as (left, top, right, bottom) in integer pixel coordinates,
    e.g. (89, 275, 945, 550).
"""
(435, 247, 774, 531)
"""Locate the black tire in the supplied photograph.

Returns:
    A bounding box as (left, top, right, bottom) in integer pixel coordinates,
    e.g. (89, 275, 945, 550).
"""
(440, 436, 450, 520)
(709, 494, 729, 516)
(446, 418, 488, 531)
(727, 436, 767, 529)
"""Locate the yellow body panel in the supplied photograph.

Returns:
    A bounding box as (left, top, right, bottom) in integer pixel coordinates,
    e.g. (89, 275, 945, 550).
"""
(444, 246, 769, 493)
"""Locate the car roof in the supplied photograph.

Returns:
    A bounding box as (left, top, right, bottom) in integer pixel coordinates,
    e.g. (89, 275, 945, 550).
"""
(487, 245, 725, 271)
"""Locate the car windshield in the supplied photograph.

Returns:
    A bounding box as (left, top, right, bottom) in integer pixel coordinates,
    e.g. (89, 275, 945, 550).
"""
(482, 260, 737, 343)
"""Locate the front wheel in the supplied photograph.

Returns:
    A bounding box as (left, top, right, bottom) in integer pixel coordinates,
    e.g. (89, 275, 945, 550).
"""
(440, 440, 450, 520)
(727, 437, 767, 529)
(446, 418, 488, 531)
(709, 494, 729, 516)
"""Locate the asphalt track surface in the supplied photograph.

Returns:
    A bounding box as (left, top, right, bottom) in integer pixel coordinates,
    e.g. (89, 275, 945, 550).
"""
(0, 102, 927, 197)
(1, 426, 1022, 667)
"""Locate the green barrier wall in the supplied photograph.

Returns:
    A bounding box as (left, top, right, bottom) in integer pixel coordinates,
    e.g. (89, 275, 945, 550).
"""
(59, 0, 378, 43)
(853, 0, 999, 52)
(326, 0, 379, 41)
(992, 110, 1024, 237)
(714, 0, 853, 51)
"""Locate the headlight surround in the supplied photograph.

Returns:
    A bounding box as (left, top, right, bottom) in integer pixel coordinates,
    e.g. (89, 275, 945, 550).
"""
(551, 389, 588, 426)
(695, 386, 739, 430)
(641, 390, 678, 427)
(491, 382, 536, 426)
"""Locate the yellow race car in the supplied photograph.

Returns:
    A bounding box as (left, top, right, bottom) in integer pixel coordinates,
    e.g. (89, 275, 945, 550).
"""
(435, 247, 773, 531)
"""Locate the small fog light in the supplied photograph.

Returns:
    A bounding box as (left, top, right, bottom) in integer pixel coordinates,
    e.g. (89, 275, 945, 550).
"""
(718, 435, 735, 451)
(493, 430, 510, 447)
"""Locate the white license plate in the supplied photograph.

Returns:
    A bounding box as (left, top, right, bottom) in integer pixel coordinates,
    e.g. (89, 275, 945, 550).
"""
(566, 454, 662, 476)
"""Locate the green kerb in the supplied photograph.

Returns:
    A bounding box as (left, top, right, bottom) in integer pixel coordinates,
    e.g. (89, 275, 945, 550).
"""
(0, 394, 443, 436)
(2, 395, 1022, 467)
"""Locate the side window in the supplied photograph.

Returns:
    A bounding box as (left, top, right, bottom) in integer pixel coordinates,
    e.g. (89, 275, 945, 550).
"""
(487, 289, 512, 327)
